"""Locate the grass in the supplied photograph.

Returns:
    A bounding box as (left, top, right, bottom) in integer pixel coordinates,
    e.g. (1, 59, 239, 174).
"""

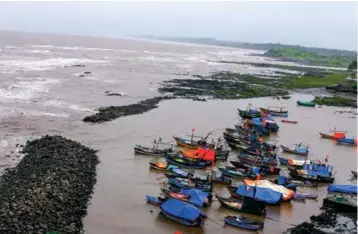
(287, 72, 349, 89)
(313, 96, 357, 108)
(265, 48, 354, 68)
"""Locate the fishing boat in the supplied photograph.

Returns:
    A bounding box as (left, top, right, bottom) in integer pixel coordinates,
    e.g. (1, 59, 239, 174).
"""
(134, 144, 173, 156)
(164, 154, 212, 169)
(210, 171, 232, 185)
(235, 124, 269, 137)
(224, 215, 264, 230)
(226, 141, 241, 150)
(167, 177, 212, 192)
(297, 101, 316, 107)
(160, 198, 207, 226)
(149, 158, 176, 171)
(319, 130, 346, 140)
(216, 195, 266, 216)
(293, 192, 318, 200)
(288, 167, 334, 183)
(230, 160, 281, 175)
(167, 169, 209, 182)
(352, 170, 357, 178)
(146, 195, 162, 206)
(227, 185, 282, 205)
(160, 188, 211, 207)
(237, 108, 262, 119)
(250, 117, 280, 133)
(243, 179, 295, 201)
(337, 138, 357, 146)
(237, 152, 278, 167)
(260, 106, 288, 117)
(281, 144, 309, 156)
(281, 120, 298, 124)
(319, 132, 334, 139)
(323, 195, 357, 213)
(269, 175, 297, 191)
(173, 131, 215, 149)
(328, 184, 358, 194)
(218, 166, 254, 179)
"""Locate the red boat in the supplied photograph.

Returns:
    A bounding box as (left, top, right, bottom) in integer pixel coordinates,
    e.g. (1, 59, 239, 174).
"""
(281, 120, 298, 124)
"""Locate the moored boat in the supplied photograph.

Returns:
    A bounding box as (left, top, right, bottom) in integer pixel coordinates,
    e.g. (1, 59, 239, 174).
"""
(224, 215, 264, 230)
(297, 101, 316, 107)
(337, 138, 357, 146)
(323, 195, 357, 213)
(328, 184, 358, 194)
(216, 195, 266, 216)
(260, 106, 288, 117)
(352, 170, 357, 178)
(167, 177, 212, 192)
(134, 144, 173, 156)
(281, 120, 298, 124)
(238, 108, 262, 119)
(160, 198, 207, 226)
(164, 154, 212, 169)
(281, 144, 309, 156)
(227, 185, 282, 205)
(210, 170, 232, 185)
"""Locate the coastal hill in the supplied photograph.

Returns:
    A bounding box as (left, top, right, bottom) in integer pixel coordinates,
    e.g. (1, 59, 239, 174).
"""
(140, 36, 357, 68)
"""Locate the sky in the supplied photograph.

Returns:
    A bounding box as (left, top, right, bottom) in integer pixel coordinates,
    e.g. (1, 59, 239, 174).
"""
(0, 1, 356, 50)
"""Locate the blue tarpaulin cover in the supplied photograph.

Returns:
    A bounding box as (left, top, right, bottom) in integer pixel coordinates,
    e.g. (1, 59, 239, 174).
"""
(235, 184, 281, 204)
(181, 189, 209, 207)
(296, 147, 308, 153)
(328, 185, 358, 194)
(160, 198, 201, 221)
(277, 175, 286, 185)
(338, 138, 355, 144)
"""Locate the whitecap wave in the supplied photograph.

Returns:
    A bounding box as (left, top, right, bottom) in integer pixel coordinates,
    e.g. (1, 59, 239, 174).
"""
(0, 58, 106, 72)
(43, 99, 92, 112)
(0, 78, 60, 101)
(31, 45, 116, 51)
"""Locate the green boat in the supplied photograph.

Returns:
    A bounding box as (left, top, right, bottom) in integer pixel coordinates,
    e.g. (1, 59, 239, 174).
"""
(323, 195, 357, 213)
(297, 101, 316, 107)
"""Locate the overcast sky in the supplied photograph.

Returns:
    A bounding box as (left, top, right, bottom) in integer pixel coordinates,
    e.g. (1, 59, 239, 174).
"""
(0, 1, 356, 50)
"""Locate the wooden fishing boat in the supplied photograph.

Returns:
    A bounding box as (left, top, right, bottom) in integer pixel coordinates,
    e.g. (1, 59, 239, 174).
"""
(146, 195, 162, 206)
(227, 185, 282, 205)
(260, 107, 288, 117)
(215, 149, 229, 161)
(319, 132, 334, 139)
(166, 170, 209, 182)
(297, 101, 316, 107)
(149, 161, 170, 171)
(323, 195, 357, 213)
(281, 120, 298, 124)
(216, 195, 266, 216)
(230, 160, 280, 175)
(218, 166, 253, 179)
(337, 138, 357, 146)
(293, 192, 318, 200)
(352, 170, 357, 178)
(237, 108, 262, 119)
(224, 215, 264, 230)
(210, 171, 232, 185)
(234, 124, 268, 137)
(226, 141, 241, 150)
(281, 145, 309, 156)
(237, 153, 278, 167)
(167, 177, 212, 192)
(173, 136, 199, 149)
(288, 168, 334, 183)
(164, 154, 211, 169)
(160, 187, 211, 207)
(134, 144, 173, 156)
(160, 198, 207, 226)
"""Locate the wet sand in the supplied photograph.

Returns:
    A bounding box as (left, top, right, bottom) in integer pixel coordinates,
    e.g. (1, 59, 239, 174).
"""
(76, 94, 356, 234)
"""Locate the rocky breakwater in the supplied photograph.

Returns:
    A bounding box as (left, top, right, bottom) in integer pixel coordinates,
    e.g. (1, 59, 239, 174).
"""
(0, 135, 99, 234)
(83, 96, 176, 123)
(285, 208, 357, 234)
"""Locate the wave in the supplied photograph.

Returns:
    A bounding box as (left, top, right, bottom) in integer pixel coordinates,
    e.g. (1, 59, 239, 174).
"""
(31, 45, 117, 51)
(0, 58, 106, 72)
(0, 78, 60, 101)
(43, 99, 92, 112)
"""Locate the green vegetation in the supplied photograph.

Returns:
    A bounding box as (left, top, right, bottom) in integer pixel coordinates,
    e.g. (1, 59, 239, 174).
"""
(265, 48, 355, 68)
(313, 96, 357, 108)
(348, 59, 357, 70)
(287, 72, 349, 89)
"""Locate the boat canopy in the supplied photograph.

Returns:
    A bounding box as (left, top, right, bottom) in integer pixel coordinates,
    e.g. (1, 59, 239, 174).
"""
(181, 189, 209, 207)
(243, 179, 295, 200)
(172, 168, 189, 177)
(296, 146, 309, 153)
(235, 184, 282, 204)
(160, 198, 202, 221)
(328, 185, 358, 194)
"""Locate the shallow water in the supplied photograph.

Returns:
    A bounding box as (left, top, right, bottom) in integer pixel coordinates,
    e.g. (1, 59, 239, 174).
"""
(0, 31, 356, 234)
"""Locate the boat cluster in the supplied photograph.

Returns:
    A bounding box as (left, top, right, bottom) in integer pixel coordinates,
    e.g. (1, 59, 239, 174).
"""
(135, 105, 357, 231)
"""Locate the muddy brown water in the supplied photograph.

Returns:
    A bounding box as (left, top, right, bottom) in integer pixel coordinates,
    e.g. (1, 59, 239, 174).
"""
(0, 31, 356, 234)
(75, 94, 356, 234)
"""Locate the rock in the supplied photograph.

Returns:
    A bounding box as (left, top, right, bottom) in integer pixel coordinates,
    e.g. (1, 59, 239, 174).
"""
(68, 64, 85, 68)
(105, 92, 122, 96)
(0, 135, 99, 233)
(83, 96, 176, 123)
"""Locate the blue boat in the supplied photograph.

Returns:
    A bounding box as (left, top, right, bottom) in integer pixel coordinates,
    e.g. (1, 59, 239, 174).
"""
(251, 117, 280, 133)
(224, 215, 264, 230)
(328, 185, 358, 194)
(228, 185, 282, 205)
(281, 144, 309, 156)
(164, 154, 211, 169)
(146, 195, 161, 206)
(167, 177, 212, 192)
(337, 138, 357, 146)
(160, 198, 207, 226)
